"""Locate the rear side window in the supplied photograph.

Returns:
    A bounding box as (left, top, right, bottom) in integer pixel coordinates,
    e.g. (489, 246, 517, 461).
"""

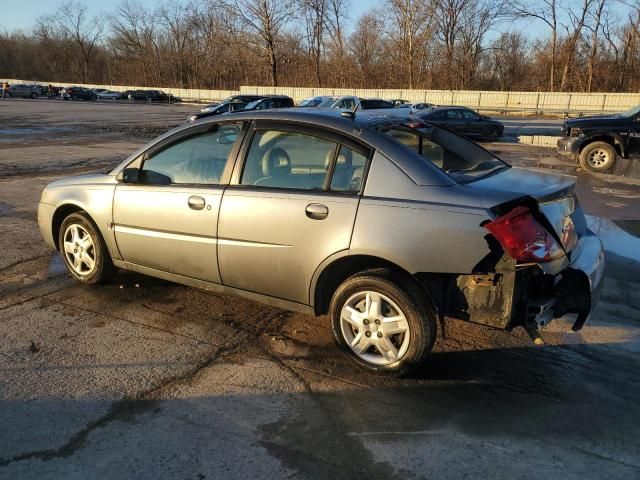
(140, 123, 241, 185)
(461, 109, 480, 120)
(241, 130, 336, 190)
(329, 146, 368, 192)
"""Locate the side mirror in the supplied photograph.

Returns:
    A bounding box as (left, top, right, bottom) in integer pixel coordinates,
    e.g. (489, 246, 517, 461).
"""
(120, 167, 139, 183)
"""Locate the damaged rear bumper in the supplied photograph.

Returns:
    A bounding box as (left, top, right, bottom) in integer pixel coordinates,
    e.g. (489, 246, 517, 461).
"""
(552, 230, 605, 331)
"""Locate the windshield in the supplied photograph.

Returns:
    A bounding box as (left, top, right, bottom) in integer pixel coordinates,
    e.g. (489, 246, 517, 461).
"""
(244, 99, 262, 110)
(376, 123, 508, 183)
(618, 105, 640, 117)
(317, 97, 338, 108)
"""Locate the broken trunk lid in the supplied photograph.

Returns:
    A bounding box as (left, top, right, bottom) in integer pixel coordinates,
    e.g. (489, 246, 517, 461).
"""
(469, 167, 582, 252)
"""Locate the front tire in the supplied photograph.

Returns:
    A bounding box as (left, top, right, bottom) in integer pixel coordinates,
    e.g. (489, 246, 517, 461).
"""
(579, 141, 616, 173)
(329, 269, 436, 376)
(58, 212, 113, 284)
(30, 92, 37, 99)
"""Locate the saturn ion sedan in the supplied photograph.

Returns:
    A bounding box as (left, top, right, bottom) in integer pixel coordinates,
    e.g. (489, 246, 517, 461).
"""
(38, 110, 605, 375)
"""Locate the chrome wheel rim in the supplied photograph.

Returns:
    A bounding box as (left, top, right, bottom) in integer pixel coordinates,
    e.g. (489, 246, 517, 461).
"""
(63, 224, 96, 275)
(588, 149, 610, 168)
(340, 291, 411, 365)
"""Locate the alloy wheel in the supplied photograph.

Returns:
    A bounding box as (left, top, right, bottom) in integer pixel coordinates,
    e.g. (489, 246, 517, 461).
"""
(340, 291, 411, 365)
(63, 224, 96, 275)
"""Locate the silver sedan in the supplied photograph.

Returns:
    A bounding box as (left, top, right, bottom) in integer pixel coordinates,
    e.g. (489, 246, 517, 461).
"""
(38, 110, 605, 375)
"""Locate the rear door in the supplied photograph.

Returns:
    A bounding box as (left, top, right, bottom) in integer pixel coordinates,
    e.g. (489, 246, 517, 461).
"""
(217, 122, 370, 304)
(113, 122, 244, 283)
(460, 109, 485, 137)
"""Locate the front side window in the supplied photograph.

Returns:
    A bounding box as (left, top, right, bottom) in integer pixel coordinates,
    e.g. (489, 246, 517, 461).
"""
(241, 130, 337, 190)
(140, 123, 242, 185)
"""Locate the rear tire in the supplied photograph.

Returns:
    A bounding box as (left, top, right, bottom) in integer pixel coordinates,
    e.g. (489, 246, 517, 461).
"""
(579, 141, 616, 173)
(329, 269, 436, 376)
(58, 212, 114, 284)
(488, 127, 501, 141)
(30, 92, 37, 99)
(72, 94, 78, 101)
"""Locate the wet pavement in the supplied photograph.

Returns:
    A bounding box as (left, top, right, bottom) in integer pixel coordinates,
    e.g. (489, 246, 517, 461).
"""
(0, 99, 639, 479)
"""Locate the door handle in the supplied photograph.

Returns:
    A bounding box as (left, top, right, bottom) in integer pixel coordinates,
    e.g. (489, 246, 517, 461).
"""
(188, 195, 206, 210)
(306, 203, 329, 220)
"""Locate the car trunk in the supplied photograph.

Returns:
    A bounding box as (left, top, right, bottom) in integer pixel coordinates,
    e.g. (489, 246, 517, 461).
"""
(468, 167, 585, 260)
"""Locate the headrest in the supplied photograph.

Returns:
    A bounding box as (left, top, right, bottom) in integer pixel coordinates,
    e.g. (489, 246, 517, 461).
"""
(325, 148, 353, 169)
(261, 148, 290, 177)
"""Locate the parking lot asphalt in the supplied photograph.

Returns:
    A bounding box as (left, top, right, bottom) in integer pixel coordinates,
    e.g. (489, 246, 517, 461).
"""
(1, 98, 639, 479)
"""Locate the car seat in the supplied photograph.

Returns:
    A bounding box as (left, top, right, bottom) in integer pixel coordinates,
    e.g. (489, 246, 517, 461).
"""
(254, 147, 291, 187)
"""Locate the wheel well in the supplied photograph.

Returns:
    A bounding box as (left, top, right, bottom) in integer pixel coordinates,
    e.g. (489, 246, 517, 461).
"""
(580, 136, 623, 157)
(51, 204, 84, 250)
(313, 255, 438, 316)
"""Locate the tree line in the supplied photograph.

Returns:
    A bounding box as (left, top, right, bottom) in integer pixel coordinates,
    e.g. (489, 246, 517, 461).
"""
(1, 0, 640, 93)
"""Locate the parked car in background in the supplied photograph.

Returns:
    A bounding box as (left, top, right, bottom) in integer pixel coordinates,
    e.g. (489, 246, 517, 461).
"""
(411, 103, 434, 113)
(299, 96, 338, 107)
(125, 89, 181, 102)
(199, 95, 266, 113)
(4, 84, 40, 99)
(412, 106, 504, 141)
(96, 90, 124, 100)
(557, 105, 640, 173)
(392, 102, 435, 114)
(329, 96, 396, 111)
(242, 95, 294, 111)
(37, 110, 604, 376)
(187, 95, 291, 122)
(62, 87, 97, 101)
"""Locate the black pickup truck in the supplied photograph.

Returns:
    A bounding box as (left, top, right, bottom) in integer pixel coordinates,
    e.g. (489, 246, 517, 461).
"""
(557, 105, 640, 172)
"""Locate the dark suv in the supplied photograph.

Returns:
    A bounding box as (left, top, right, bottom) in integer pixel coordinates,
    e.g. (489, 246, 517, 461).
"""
(557, 105, 640, 172)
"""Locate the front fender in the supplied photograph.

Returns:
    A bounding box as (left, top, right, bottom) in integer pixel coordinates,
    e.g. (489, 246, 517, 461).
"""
(42, 180, 119, 260)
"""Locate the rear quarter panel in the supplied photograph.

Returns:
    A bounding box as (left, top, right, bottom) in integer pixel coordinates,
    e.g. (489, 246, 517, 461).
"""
(352, 152, 492, 274)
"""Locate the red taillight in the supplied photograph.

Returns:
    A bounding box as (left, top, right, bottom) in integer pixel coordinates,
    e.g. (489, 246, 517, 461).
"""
(404, 121, 426, 129)
(484, 206, 563, 263)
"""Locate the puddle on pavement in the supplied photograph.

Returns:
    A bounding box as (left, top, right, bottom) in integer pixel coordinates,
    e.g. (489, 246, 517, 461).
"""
(0, 126, 76, 142)
(587, 216, 640, 262)
(494, 148, 640, 180)
(0, 201, 15, 216)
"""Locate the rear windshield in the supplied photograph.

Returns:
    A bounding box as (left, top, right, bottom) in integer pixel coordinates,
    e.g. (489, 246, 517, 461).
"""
(376, 123, 508, 183)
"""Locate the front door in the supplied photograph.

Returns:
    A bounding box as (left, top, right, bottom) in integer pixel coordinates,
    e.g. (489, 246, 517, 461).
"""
(218, 125, 369, 304)
(113, 123, 243, 283)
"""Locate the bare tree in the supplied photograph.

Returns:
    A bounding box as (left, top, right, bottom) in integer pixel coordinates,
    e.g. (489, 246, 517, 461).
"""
(223, 0, 296, 86)
(37, 1, 104, 83)
(558, 0, 594, 91)
(512, 0, 559, 90)
(585, 0, 607, 92)
(301, 0, 328, 87)
(387, 0, 432, 88)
